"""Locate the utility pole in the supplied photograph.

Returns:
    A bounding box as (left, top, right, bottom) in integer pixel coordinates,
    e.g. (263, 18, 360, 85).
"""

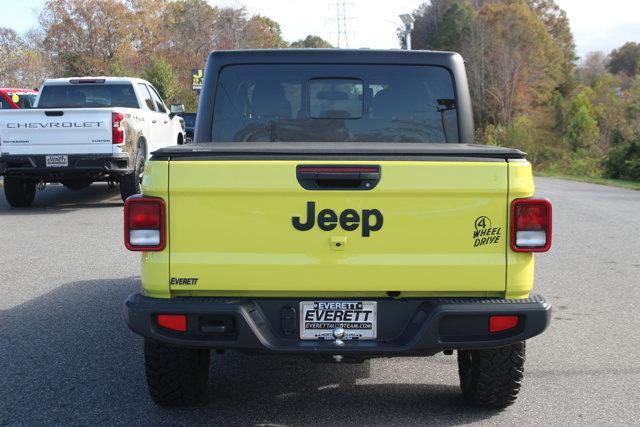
(399, 14, 415, 50)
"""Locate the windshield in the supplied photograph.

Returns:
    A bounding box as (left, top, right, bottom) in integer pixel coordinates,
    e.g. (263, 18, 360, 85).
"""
(211, 64, 458, 143)
(37, 84, 139, 109)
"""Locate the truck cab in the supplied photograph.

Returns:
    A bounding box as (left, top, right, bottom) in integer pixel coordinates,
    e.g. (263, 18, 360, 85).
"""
(123, 49, 552, 408)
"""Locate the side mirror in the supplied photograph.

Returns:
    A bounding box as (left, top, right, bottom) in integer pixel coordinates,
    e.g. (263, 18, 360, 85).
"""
(170, 104, 185, 114)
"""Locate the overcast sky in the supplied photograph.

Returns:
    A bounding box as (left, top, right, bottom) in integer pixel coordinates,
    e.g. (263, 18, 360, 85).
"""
(2, 0, 639, 58)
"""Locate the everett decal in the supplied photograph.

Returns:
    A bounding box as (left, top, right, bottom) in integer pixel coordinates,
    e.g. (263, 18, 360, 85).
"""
(170, 277, 199, 285)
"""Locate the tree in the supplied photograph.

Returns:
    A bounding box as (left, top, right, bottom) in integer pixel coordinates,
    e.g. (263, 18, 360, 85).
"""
(0, 27, 50, 87)
(563, 88, 600, 152)
(528, 0, 576, 92)
(430, 1, 474, 53)
(608, 42, 640, 77)
(243, 15, 287, 48)
(290, 35, 333, 48)
(164, 0, 219, 62)
(604, 138, 640, 180)
(405, 0, 565, 125)
(578, 51, 608, 86)
(479, 1, 563, 124)
(143, 56, 179, 100)
(39, 0, 138, 76)
(214, 6, 247, 50)
(403, 0, 456, 50)
(0, 28, 27, 86)
(127, 0, 170, 56)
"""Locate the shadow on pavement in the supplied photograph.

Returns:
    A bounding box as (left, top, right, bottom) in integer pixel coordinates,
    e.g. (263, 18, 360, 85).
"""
(0, 183, 122, 215)
(0, 278, 500, 425)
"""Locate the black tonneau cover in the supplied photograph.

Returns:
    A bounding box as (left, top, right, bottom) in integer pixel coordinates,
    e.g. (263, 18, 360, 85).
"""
(151, 142, 525, 161)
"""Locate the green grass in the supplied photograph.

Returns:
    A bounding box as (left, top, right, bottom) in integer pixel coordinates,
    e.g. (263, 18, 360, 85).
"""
(536, 171, 640, 190)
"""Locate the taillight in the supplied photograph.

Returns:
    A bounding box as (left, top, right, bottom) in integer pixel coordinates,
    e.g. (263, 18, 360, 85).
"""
(124, 195, 165, 251)
(112, 111, 125, 144)
(511, 198, 552, 252)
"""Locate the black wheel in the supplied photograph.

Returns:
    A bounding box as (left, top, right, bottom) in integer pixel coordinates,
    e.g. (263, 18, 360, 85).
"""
(120, 146, 145, 201)
(62, 178, 92, 191)
(144, 338, 210, 406)
(457, 342, 526, 408)
(3, 177, 36, 207)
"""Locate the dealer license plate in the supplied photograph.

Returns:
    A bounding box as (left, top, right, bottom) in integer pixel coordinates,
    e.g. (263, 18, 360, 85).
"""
(46, 155, 68, 167)
(300, 301, 377, 340)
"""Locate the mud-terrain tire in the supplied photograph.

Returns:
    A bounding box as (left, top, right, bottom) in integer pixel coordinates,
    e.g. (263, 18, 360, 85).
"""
(120, 146, 145, 201)
(144, 338, 210, 406)
(3, 177, 36, 207)
(457, 342, 526, 408)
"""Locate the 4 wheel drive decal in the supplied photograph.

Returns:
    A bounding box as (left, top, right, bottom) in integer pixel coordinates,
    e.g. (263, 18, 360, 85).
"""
(473, 216, 502, 247)
(292, 201, 383, 237)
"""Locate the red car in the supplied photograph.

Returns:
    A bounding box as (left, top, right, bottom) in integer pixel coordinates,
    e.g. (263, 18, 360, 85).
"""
(0, 88, 38, 109)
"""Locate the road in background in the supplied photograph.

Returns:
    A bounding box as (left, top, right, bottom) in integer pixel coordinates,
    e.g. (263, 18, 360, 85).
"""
(1, 178, 639, 425)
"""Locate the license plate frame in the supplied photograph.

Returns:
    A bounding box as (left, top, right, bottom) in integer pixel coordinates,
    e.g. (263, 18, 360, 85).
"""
(299, 301, 377, 340)
(46, 155, 68, 168)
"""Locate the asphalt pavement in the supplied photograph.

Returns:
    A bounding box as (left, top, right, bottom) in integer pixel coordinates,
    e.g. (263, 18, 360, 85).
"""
(1, 177, 639, 425)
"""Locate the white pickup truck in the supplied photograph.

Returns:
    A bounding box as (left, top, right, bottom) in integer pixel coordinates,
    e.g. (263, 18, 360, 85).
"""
(0, 77, 185, 207)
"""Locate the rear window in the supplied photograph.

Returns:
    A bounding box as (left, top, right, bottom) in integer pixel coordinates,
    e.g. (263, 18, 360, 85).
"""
(211, 64, 458, 143)
(37, 84, 139, 109)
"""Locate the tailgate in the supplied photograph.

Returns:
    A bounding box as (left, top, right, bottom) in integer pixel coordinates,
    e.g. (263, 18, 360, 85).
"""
(0, 109, 113, 155)
(168, 159, 509, 295)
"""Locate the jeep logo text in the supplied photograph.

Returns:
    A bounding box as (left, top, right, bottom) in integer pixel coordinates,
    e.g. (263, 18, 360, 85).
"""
(292, 201, 383, 237)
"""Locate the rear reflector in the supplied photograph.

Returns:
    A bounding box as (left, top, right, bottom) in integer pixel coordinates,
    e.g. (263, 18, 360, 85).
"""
(124, 195, 165, 251)
(157, 314, 187, 332)
(489, 315, 519, 333)
(511, 198, 552, 252)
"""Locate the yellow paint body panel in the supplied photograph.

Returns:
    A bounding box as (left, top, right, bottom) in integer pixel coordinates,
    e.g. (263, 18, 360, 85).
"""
(153, 160, 524, 296)
(139, 161, 171, 298)
(505, 160, 535, 299)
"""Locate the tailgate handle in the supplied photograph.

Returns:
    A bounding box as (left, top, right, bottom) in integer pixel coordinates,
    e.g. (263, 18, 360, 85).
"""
(297, 165, 380, 191)
(45, 111, 64, 117)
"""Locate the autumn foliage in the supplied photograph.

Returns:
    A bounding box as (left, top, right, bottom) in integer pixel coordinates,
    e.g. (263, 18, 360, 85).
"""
(406, 0, 640, 181)
(1, 0, 331, 110)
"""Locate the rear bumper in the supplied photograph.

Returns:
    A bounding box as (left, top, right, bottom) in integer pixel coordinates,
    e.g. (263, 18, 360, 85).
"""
(124, 294, 551, 356)
(0, 153, 131, 179)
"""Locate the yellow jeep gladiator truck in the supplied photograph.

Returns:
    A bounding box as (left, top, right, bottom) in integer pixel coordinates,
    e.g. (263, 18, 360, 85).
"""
(123, 49, 552, 408)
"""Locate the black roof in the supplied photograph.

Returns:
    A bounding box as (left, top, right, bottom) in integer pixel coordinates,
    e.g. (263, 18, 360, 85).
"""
(207, 48, 462, 65)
